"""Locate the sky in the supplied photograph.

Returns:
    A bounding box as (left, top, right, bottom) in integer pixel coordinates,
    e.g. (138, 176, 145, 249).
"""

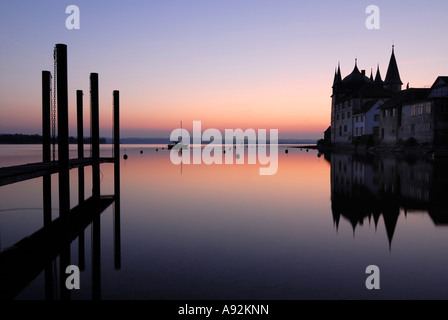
(1, 0, 448, 139)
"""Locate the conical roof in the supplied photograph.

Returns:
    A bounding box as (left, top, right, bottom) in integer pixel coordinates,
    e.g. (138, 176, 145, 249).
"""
(374, 64, 383, 83)
(384, 46, 402, 85)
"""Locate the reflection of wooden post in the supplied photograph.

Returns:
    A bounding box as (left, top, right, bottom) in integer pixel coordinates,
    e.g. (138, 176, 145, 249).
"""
(92, 216, 101, 300)
(60, 244, 71, 300)
(113, 90, 121, 270)
(43, 172, 54, 299)
(91, 73, 100, 199)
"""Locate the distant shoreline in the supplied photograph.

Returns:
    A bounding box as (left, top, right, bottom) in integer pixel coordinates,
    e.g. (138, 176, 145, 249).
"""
(0, 134, 318, 145)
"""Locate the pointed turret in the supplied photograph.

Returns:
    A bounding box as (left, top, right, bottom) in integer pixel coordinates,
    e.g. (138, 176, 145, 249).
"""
(332, 62, 343, 94)
(369, 68, 374, 81)
(332, 68, 338, 88)
(384, 45, 402, 92)
(336, 62, 342, 83)
(374, 64, 383, 83)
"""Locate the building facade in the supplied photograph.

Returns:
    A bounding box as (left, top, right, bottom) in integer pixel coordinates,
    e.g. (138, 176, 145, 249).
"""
(330, 47, 448, 147)
(331, 47, 399, 144)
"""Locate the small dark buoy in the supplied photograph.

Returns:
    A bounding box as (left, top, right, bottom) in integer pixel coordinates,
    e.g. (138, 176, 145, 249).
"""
(285, 149, 288, 154)
(162, 147, 164, 150)
(306, 149, 309, 152)
(156, 149, 158, 152)
(140, 150, 143, 154)
(317, 153, 322, 158)
(123, 154, 128, 160)
(223, 150, 226, 154)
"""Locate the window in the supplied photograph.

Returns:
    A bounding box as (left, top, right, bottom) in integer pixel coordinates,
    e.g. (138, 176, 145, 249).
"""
(425, 122, 431, 132)
(360, 127, 364, 135)
(411, 105, 416, 116)
(373, 126, 379, 136)
(374, 114, 380, 122)
(344, 125, 347, 132)
(355, 127, 359, 135)
(392, 108, 396, 117)
(347, 112, 351, 118)
(337, 114, 339, 120)
(342, 113, 345, 120)
(339, 126, 342, 136)
(356, 116, 359, 122)
(383, 110, 387, 118)
(418, 104, 424, 115)
(425, 102, 432, 114)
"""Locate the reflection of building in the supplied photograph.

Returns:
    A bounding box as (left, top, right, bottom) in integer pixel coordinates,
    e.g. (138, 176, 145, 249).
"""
(330, 46, 448, 146)
(329, 153, 448, 249)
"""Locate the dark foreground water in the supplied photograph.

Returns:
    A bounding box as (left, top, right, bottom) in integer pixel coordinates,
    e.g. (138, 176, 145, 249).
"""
(0, 144, 447, 300)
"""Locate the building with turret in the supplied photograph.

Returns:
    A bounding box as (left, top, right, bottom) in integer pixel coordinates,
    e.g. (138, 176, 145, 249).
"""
(331, 46, 399, 145)
(330, 46, 448, 146)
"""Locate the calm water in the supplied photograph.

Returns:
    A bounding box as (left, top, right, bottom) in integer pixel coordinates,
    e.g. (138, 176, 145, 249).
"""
(1, 144, 448, 300)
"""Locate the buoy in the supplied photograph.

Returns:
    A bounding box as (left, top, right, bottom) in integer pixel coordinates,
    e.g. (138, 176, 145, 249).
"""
(317, 153, 322, 158)
(123, 154, 128, 160)
(285, 149, 288, 154)
(156, 149, 158, 152)
(306, 149, 309, 152)
(140, 150, 143, 154)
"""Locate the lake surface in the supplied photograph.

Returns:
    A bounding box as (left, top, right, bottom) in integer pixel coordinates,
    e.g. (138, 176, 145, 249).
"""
(1, 144, 448, 300)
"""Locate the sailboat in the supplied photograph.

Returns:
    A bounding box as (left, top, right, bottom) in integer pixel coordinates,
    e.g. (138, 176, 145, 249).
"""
(168, 121, 189, 150)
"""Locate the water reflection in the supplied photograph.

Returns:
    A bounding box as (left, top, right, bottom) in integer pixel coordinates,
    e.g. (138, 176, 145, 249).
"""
(0, 160, 121, 300)
(328, 152, 448, 248)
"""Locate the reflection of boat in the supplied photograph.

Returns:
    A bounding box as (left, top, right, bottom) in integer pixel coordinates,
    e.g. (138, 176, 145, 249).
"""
(168, 121, 189, 150)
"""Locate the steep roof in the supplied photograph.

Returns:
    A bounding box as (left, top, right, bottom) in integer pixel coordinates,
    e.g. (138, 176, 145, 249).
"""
(332, 63, 343, 88)
(384, 46, 403, 85)
(374, 64, 383, 83)
(337, 84, 393, 104)
(342, 60, 373, 91)
(431, 76, 448, 88)
(379, 88, 430, 109)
